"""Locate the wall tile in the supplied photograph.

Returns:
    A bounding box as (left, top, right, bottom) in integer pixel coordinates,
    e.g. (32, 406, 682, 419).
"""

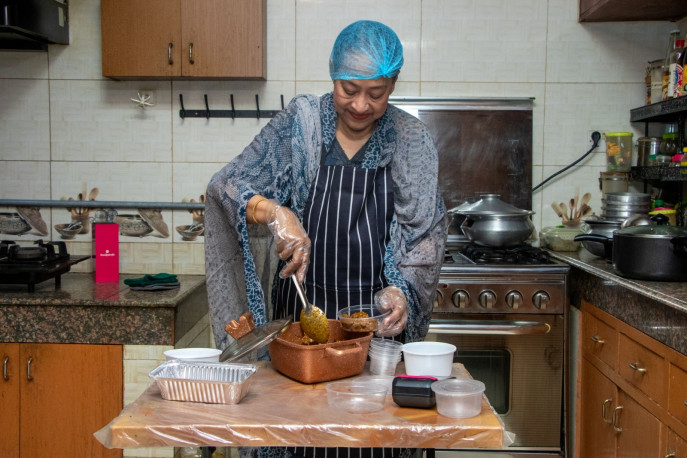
(0, 52, 49, 79)
(0, 79, 50, 161)
(50, 80, 172, 162)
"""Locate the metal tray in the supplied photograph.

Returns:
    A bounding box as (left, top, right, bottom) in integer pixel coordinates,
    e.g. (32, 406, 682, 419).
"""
(149, 360, 257, 404)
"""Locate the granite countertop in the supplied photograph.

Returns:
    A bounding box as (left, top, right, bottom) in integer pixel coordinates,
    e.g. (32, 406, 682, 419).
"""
(549, 248, 687, 355)
(0, 273, 207, 345)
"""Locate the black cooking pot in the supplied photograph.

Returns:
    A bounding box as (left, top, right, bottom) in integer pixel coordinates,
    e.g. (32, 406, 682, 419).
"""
(575, 217, 687, 281)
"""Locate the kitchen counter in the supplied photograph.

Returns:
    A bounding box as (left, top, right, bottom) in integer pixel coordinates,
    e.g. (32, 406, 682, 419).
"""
(549, 248, 687, 355)
(95, 361, 506, 450)
(0, 272, 207, 345)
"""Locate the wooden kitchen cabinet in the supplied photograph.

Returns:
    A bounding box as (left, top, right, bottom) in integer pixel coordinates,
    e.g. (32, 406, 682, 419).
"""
(576, 300, 687, 457)
(101, 0, 266, 79)
(579, 0, 687, 22)
(0, 343, 122, 457)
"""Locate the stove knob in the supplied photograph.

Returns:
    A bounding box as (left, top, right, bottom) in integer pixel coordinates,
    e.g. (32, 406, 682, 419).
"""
(451, 290, 469, 308)
(433, 290, 444, 310)
(478, 290, 496, 309)
(505, 290, 523, 309)
(533, 291, 550, 310)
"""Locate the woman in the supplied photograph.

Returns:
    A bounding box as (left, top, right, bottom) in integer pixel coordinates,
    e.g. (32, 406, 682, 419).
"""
(206, 19, 446, 350)
(205, 19, 447, 458)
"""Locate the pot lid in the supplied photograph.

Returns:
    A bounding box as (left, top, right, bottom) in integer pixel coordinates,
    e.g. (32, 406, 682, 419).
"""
(583, 215, 623, 226)
(453, 194, 533, 216)
(219, 317, 292, 362)
(617, 224, 687, 238)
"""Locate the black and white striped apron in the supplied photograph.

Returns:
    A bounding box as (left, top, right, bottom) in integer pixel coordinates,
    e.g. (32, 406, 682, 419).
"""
(274, 164, 394, 321)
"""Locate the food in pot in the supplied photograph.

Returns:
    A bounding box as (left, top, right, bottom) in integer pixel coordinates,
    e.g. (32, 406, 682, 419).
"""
(301, 334, 316, 345)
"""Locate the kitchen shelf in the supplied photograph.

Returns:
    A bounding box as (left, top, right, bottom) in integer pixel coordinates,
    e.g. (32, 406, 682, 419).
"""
(630, 97, 687, 123)
(631, 166, 687, 181)
(579, 0, 687, 22)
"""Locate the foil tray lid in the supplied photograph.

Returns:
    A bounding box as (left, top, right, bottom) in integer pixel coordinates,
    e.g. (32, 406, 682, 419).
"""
(220, 317, 292, 362)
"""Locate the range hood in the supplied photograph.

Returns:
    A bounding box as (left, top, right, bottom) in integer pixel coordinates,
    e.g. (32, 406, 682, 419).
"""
(0, 0, 69, 51)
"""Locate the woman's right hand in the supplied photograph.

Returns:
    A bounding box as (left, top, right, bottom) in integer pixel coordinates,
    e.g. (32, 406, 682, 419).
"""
(257, 199, 310, 282)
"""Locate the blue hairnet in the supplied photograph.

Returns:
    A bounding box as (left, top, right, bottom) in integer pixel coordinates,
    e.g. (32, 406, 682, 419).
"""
(329, 20, 404, 80)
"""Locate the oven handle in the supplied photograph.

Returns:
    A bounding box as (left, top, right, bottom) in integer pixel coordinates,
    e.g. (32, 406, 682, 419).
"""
(428, 319, 551, 336)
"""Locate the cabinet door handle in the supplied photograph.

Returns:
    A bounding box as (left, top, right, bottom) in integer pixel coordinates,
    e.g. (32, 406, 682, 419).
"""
(629, 362, 647, 373)
(591, 335, 605, 344)
(612, 405, 623, 433)
(26, 357, 33, 381)
(168, 42, 173, 65)
(188, 42, 194, 64)
(3, 356, 8, 381)
(664, 453, 676, 458)
(601, 398, 613, 423)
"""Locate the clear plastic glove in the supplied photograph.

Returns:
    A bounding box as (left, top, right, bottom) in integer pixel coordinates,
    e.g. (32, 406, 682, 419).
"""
(265, 202, 311, 283)
(374, 286, 408, 337)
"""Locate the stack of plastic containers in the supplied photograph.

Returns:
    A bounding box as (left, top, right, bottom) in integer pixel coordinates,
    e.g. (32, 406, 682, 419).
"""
(368, 338, 403, 376)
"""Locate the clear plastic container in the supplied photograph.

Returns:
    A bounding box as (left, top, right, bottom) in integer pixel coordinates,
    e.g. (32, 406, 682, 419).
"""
(605, 132, 633, 172)
(431, 379, 485, 418)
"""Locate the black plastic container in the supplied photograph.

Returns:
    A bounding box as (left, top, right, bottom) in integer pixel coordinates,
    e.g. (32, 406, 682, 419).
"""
(392, 375, 437, 408)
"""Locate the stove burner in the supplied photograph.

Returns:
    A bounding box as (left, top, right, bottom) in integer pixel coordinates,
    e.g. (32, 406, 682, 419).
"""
(461, 244, 552, 265)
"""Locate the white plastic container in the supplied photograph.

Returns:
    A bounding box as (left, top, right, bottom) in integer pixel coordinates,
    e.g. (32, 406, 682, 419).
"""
(164, 348, 221, 362)
(431, 378, 485, 418)
(401, 341, 456, 378)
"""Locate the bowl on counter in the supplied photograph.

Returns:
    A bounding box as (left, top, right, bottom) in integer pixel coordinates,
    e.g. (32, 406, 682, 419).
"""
(325, 380, 388, 413)
(431, 378, 485, 418)
(115, 214, 153, 237)
(164, 348, 222, 362)
(402, 341, 456, 379)
(539, 225, 585, 252)
(0, 213, 32, 235)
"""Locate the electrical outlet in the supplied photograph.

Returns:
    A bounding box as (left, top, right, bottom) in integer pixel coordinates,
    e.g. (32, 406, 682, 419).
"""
(587, 130, 606, 153)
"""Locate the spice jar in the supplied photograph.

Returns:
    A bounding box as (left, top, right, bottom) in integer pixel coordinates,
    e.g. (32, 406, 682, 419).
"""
(660, 132, 679, 156)
(605, 132, 633, 172)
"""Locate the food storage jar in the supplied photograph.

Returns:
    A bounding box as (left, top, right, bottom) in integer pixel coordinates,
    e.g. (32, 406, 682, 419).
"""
(605, 132, 633, 172)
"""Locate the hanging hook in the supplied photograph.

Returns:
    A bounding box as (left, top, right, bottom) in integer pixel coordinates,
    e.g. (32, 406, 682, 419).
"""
(280, 94, 285, 110)
(179, 93, 186, 119)
(230, 94, 236, 119)
(255, 94, 261, 119)
(203, 94, 210, 119)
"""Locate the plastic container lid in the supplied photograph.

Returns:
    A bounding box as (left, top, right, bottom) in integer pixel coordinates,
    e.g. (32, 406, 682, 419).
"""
(605, 132, 633, 137)
(431, 378, 485, 396)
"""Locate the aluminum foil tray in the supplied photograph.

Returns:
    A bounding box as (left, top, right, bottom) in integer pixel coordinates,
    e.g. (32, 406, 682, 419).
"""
(149, 360, 257, 404)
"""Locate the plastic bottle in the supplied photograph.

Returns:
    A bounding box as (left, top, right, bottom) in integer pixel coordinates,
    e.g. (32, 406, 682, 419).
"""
(662, 30, 682, 100)
(678, 35, 687, 97)
(668, 39, 685, 98)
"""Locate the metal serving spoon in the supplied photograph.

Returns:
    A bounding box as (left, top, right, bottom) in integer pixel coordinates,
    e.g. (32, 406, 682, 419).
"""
(290, 274, 329, 344)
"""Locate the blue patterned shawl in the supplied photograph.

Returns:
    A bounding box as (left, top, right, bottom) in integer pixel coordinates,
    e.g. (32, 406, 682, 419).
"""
(205, 93, 447, 351)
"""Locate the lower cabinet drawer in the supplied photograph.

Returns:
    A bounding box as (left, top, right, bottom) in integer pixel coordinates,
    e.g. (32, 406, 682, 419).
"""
(618, 333, 666, 406)
(582, 310, 618, 369)
(670, 363, 687, 425)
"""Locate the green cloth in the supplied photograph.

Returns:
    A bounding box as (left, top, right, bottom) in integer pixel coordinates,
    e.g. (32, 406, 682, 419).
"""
(124, 273, 178, 287)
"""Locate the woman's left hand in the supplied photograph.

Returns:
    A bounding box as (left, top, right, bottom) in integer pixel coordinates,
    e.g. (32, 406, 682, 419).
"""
(374, 286, 408, 337)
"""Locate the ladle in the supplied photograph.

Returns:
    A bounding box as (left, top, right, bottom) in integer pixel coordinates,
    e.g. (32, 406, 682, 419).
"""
(290, 274, 329, 344)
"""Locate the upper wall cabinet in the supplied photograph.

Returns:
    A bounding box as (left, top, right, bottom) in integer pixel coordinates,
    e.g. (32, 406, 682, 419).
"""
(579, 0, 687, 22)
(101, 0, 266, 80)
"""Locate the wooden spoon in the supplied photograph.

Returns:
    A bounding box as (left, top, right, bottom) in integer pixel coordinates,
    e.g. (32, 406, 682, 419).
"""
(559, 202, 569, 223)
(291, 274, 329, 344)
(576, 193, 592, 220)
(551, 202, 565, 221)
(88, 187, 99, 201)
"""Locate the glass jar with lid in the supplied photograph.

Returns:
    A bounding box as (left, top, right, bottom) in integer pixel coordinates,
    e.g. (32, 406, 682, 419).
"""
(605, 132, 633, 171)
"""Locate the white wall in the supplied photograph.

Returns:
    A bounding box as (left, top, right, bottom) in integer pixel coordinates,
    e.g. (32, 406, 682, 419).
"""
(1, 0, 685, 274)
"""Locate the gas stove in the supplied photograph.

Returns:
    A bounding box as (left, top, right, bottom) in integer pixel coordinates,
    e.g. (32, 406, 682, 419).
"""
(0, 240, 90, 292)
(434, 242, 570, 315)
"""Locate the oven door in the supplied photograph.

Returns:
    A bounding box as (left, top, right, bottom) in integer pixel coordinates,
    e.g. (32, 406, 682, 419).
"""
(425, 314, 563, 455)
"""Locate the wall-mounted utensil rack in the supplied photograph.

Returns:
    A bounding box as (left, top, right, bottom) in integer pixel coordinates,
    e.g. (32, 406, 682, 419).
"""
(178, 93, 285, 119)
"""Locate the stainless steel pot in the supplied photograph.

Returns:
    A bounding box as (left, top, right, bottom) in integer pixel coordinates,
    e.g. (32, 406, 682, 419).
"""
(455, 194, 535, 247)
(576, 216, 623, 257)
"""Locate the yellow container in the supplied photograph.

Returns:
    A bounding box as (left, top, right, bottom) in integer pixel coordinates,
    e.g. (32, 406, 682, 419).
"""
(605, 132, 633, 172)
(649, 209, 676, 226)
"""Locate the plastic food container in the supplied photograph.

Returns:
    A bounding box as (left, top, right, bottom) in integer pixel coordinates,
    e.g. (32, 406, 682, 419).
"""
(337, 304, 390, 333)
(164, 348, 222, 362)
(605, 132, 633, 172)
(325, 380, 388, 413)
(539, 225, 584, 252)
(149, 360, 257, 404)
(402, 342, 456, 378)
(431, 378, 485, 418)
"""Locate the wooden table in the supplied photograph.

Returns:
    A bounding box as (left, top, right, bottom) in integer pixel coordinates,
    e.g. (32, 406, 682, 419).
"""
(95, 362, 505, 450)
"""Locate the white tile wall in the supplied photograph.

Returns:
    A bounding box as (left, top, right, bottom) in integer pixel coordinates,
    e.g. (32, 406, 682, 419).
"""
(1, 0, 686, 273)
